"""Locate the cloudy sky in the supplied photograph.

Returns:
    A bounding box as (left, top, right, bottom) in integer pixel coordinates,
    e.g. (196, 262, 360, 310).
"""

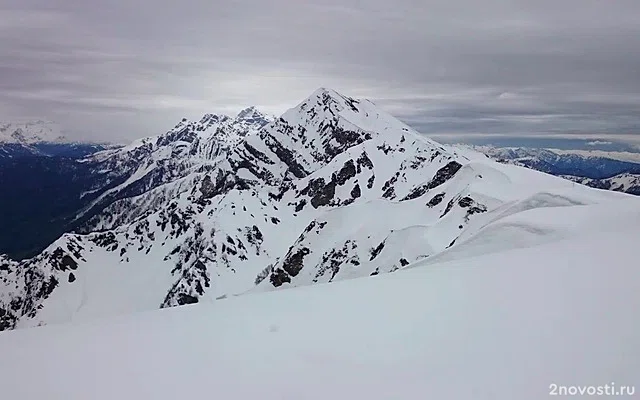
(1, 0, 640, 143)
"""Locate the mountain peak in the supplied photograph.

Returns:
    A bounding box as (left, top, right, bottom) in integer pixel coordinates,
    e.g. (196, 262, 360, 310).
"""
(310, 87, 342, 98)
(281, 87, 423, 145)
(288, 87, 371, 121)
(236, 106, 273, 126)
(308, 87, 355, 105)
(237, 106, 258, 118)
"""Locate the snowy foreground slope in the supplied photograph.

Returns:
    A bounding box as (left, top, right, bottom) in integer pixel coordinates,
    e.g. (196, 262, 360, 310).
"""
(1, 88, 639, 331)
(0, 198, 639, 399)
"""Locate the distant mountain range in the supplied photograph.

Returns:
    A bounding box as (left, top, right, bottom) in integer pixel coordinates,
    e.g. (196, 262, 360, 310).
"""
(0, 120, 113, 159)
(561, 173, 640, 195)
(0, 120, 66, 144)
(471, 145, 640, 196)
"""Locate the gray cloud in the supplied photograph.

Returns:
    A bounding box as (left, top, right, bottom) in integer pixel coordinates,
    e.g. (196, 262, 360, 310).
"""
(1, 0, 640, 142)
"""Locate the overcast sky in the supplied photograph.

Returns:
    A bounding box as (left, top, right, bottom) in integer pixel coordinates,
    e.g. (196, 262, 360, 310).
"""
(1, 0, 640, 143)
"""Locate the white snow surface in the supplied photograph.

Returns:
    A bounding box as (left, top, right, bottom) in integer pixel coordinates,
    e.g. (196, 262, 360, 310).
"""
(0, 198, 638, 399)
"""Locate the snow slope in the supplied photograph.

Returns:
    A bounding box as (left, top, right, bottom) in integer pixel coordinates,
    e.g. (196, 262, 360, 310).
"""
(0, 198, 638, 399)
(1, 88, 638, 332)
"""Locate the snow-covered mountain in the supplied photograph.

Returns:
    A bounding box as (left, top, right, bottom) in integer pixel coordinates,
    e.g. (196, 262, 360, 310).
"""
(0, 120, 64, 159)
(0, 120, 66, 144)
(0, 88, 637, 331)
(0, 109, 272, 260)
(72, 106, 274, 230)
(0, 120, 113, 160)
